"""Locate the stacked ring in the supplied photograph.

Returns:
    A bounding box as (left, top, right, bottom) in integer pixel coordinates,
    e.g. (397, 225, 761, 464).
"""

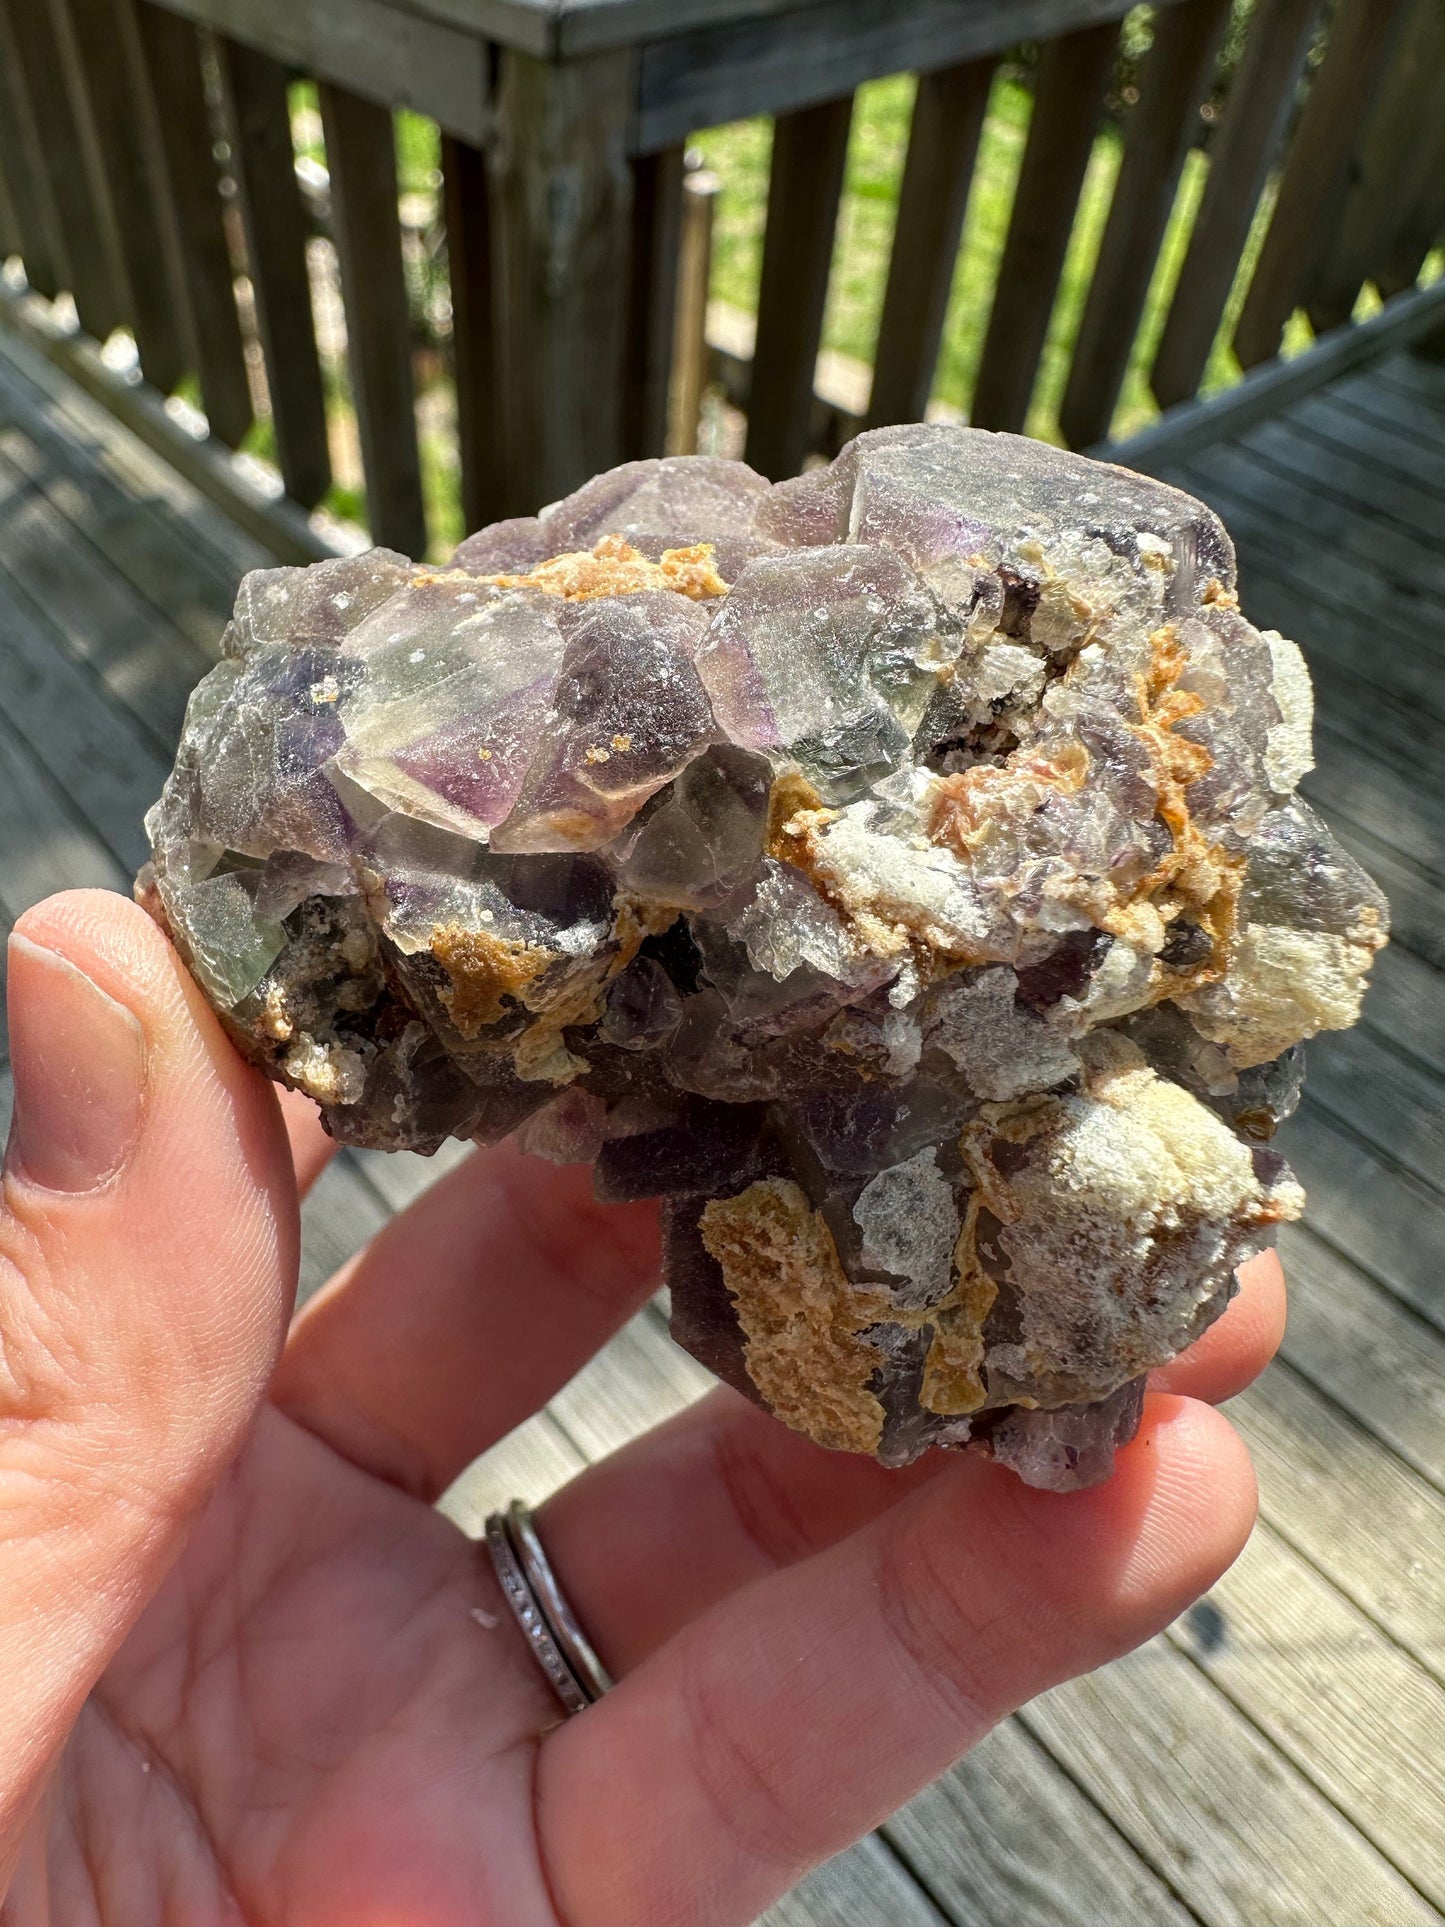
(484, 1501, 612, 1716)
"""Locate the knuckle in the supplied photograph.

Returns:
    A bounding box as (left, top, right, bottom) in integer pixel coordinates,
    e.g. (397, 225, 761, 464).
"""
(707, 1411, 819, 1572)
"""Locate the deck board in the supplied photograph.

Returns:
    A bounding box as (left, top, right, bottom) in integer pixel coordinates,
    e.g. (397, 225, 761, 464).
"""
(1, 324, 1444, 1923)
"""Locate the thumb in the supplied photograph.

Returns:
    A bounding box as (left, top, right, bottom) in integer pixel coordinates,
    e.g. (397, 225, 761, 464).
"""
(0, 889, 298, 1858)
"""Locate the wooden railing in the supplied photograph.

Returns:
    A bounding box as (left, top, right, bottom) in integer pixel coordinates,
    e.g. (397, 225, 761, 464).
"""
(0, 0, 1441, 562)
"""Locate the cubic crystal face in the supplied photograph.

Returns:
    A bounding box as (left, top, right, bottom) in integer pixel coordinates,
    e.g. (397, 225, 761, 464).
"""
(140, 428, 1388, 1489)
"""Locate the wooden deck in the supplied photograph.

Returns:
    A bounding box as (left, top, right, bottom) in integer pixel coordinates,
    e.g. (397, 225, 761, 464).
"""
(1, 321, 1442, 1925)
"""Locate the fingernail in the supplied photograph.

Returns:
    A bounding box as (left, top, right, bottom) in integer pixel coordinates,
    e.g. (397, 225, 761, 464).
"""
(5, 933, 147, 1193)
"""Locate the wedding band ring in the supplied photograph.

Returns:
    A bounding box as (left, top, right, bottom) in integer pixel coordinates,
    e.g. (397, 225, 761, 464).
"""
(484, 1501, 612, 1716)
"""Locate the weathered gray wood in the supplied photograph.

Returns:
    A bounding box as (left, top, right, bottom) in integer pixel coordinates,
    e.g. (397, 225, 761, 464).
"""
(439, 1409, 587, 1533)
(1239, 416, 1445, 552)
(1304, 0, 1445, 333)
(0, 0, 124, 339)
(885, 1719, 1197, 1925)
(217, 36, 332, 511)
(743, 94, 854, 479)
(1371, 93, 1445, 303)
(1237, 1359, 1445, 1659)
(865, 57, 996, 430)
(970, 21, 1120, 435)
(1305, 725, 1445, 885)
(0, 560, 170, 873)
(0, 448, 211, 747)
(621, 142, 686, 462)
(128, 0, 491, 143)
(1150, 0, 1322, 409)
(0, 0, 65, 297)
(1026, 1640, 1443, 1927)
(547, 1303, 710, 1459)
(668, 166, 718, 455)
(1284, 1100, 1445, 1332)
(1172, 1523, 1445, 1901)
(296, 1151, 394, 1305)
(761, 1835, 950, 1927)
(135, 5, 254, 449)
(1291, 385, 1445, 501)
(1116, 274, 1445, 468)
(0, 702, 129, 920)
(634, 0, 1185, 152)
(1059, 0, 1231, 448)
(51, 0, 189, 394)
(1278, 1220, 1445, 1492)
(350, 1138, 471, 1213)
(317, 82, 428, 557)
(1357, 940, 1445, 1082)
(487, 47, 636, 514)
(440, 133, 502, 538)
(1233, 0, 1409, 370)
(0, 284, 333, 565)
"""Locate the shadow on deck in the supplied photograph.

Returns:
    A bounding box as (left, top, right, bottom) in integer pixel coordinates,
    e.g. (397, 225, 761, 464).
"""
(0, 323, 1442, 1926)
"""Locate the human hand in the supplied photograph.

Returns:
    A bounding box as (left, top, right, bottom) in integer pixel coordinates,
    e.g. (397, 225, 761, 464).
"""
(0, 889, 1276, 1926)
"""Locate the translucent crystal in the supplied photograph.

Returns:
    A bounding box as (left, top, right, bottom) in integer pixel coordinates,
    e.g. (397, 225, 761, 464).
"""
(140, 429, 1388, 1489)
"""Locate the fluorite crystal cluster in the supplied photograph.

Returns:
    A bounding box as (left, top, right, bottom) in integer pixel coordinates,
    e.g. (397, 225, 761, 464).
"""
(140, 427, 1388, 1489)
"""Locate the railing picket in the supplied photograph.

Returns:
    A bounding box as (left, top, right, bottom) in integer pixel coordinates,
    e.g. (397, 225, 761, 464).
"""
(969, 20, 1119, 435)
(1150, 0, 1321, 410)
(1233, 0, 1408, 370)
(441, 132, 502, 537)
(1374, 76, 1445, 303)
(865, 56, 996, 430)
(1059, 0, 1230, 449)
(0, 0, 124, 338)
(669, 166, 719, 456)
(743, 93, 854, 479)
(1304, 0, 1445, 333)
(53, 0, 189, 394)
(316, 82, 427, 557)
(215, 36, 330, 508)
(135, 6, 253, 448)
(0, 0, 64, 297)
(622, 143, 686, 461)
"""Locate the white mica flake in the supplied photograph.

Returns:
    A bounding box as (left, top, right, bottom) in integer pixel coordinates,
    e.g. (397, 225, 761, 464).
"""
(853, 1148, 959, 1309)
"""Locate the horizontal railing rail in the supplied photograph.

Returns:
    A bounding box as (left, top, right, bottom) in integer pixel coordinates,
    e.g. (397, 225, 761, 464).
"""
(0, 0, 1439, 565)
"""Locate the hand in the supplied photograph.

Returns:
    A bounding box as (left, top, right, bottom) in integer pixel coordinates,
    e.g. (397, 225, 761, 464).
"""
(0, 890, 1276, 1926)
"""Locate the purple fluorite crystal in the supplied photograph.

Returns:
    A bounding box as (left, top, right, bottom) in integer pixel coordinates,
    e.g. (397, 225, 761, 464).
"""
(140, 429, 1389, 1488)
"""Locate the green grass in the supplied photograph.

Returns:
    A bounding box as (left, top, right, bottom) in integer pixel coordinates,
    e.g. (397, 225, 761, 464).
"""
(693, 69, 1308, 446)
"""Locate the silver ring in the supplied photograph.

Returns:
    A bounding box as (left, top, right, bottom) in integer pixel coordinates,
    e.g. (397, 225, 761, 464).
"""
(483, 1501, 611, 1716)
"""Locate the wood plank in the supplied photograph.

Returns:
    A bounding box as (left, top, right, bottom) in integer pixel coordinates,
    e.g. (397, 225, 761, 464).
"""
(634, 0, 1189, 152)
(439, 1410, 587, 1534)
(1288, 386, 1445, 501)
(296, 1150, 393, 1306)
(1306, 1026, 1445, 1198)
(1372, 105, 1445, 302)
(1150, 0, 1322, 409)
(1233, 0, 1409, 369)
(440, 132, 502, 537)
(621, 142, 685, 462)
(1278, 1219, 1445, 1492)
(487, 47, 636, 514)
(135, 5, 254, 449)
(546, 1303, 711, 1459)
(1304, 723, 1445, 883)
(0, 449, 211, 747)
(1236, 1360, 1445, 1664)
(350, 1138, 472, 1214)
(1059, 0, 1232, 448)
(885, 1718, 1196, 1926)
(1319, 812, 1445, 972)
(1025, 1639, 1443, 1927)
(52, 0, 189, 394)
(1237, 416, 1445, 552)
(762, 1835, 949, 1927)
(668, 166, 718, 455)
(1355, 942, 1445, 1083)
(1284, 1100, 1445, 1333)
(217, 36, 332, 510)
(0, 704, 129, 920)
(0, 0, 124, 339)
(1304, 0, 1445, 332)
(864, 57, 996, 430)
(0, 0, 66, 297)
(0, 560, 170, 873)
(969, 21, 1120, 435)
(743, 94, 855, 481)
(129, 0, 490, 144)
(1172, 1522, 1445, 1903)
(317, 83, 427, 557)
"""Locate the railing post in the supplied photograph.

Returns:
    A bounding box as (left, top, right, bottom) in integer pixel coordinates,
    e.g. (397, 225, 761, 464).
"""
(486, 47, 637, 516)
(668, 165, 719, 456)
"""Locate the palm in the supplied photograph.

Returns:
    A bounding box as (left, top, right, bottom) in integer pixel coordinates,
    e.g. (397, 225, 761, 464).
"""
(54, 1406, 562, 1924)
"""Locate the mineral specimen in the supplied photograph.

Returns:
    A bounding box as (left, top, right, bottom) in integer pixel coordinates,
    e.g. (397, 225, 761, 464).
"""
(139, 427, 1388, 1489)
